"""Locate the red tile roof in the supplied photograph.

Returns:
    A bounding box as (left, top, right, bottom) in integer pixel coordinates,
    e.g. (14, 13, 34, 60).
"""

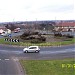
(56, 22, 75, 27)
(0, 27, 6, 29)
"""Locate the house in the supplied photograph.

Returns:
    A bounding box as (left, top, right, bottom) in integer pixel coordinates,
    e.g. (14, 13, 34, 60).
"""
(0, 29, 4, 34)
(13, 28, 20, 33)
(1, 29, 11, 36)
(0, 27, 6, 34)
(54, 22, 75, 32)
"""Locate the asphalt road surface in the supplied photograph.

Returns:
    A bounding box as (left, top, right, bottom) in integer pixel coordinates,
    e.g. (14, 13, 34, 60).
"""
(0, 30, 24, 38)
(0, 44, 75, 75)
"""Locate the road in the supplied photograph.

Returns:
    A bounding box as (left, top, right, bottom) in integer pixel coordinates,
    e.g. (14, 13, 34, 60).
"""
(0, 30, 24, 38)
(0, 44, 75, 75)
(0, 54, 21, 75)
(0, 45, 24, 75)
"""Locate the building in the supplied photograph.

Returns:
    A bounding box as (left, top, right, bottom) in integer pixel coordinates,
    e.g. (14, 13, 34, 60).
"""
(0, 26, 6, 34)
(54, 22, 75, 32)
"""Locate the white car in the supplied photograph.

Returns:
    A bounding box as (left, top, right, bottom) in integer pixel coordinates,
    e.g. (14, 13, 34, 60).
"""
(23, 46, 40, 53)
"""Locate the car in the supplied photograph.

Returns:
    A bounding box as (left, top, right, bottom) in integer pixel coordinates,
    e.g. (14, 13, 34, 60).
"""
(23, 46, 40, 53)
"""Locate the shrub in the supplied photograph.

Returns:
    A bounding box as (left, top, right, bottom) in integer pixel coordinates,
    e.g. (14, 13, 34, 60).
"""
(30, 31, 39, 35)
(31, 39, 41, 43)
(54, 33, 62, 37)
(27, 36, 35, 40)
(20, 32, 30, 40)
(22, 32, 30, 37)
(66, 34, 74, 38)
(31, 36, 46, 43)
(37, 36, 46, 41)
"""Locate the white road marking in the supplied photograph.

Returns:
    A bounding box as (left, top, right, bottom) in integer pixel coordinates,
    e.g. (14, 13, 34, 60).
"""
(13, 58, 19, 61)
(0, 59, 10, 61)
(5, 59, 9, 60)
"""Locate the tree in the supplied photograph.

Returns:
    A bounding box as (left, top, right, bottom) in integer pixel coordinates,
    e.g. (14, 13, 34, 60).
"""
(5, 23, 17, 31)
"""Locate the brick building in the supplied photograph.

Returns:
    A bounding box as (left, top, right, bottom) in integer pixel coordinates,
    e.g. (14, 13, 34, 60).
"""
(54, 22, 75, 32)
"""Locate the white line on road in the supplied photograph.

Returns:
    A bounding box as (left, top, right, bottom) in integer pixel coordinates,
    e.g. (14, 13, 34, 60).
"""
(5, 59, 10, 60)
(0, 59, 10, 61)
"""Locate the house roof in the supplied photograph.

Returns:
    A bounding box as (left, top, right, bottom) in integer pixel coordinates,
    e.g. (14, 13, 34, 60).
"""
(56, 22, 75, 27)
(0, 26, 6, 29)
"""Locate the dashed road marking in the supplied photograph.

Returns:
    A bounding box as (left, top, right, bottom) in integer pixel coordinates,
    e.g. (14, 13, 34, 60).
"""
(0, 58, 19, 61)
(5, 59, 10, 61)
(0, 59, 10, 61)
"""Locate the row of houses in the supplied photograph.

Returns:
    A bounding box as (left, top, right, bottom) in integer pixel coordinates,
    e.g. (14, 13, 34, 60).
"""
(0, 21, 75, 35)
(0, 26, 20, 34)
(0, 26, 11, 36)
(54, 22, 75, 32)
(0, 26, 7, 34)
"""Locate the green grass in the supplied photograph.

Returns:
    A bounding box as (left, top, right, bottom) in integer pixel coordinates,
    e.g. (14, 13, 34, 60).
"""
(0, 38, 75, 46)
(20, 59, 75, 75)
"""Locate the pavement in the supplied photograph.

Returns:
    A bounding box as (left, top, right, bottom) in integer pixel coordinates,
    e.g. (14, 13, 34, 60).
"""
(0, 44, 75, 75)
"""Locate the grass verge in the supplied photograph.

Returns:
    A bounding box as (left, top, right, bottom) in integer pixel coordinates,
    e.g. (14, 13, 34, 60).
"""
(0, 38, 75, 46)
(20, 59, 75, 75)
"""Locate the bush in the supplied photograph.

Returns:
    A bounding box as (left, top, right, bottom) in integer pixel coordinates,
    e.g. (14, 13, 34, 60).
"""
(54, 33, 62, 37)
(66, 34, 74, 38)
(30, 31, 39, 35)
(27, 36, 35, 40)
(20, 32, 30, 40)
(39, 36, 46, 41)
(20, 31, 39, 39)
(31, 39, 42, 43)
(22, 32, 30, 37)
(20, 31, 46, 42)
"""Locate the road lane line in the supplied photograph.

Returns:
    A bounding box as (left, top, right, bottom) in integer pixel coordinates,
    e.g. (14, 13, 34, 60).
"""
(5, 59, 9, 60)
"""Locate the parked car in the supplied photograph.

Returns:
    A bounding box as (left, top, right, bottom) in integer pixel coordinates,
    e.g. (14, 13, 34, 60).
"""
(23, 46, 40, 53)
